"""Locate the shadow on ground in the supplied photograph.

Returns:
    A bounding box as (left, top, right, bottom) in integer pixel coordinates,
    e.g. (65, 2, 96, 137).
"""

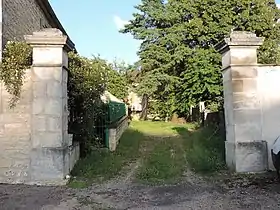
(0, 184, 68, 210)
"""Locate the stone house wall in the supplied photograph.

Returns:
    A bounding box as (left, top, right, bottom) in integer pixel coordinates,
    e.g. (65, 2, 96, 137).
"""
(0, 69, 33, 183)
(2, 0, 51, 46)
(0, 0, 47, 183)
(0, 0, 73, 56)
(0, 0, 78, 185)
(0, 0, 51, 164)
(0, 28, 79, 185)
(0, 0, 74, 125)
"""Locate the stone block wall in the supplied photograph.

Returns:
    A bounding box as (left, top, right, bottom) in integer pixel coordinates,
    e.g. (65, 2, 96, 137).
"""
(0, 69, 33, 183)
(217, 31, 280, 173)
(0, 28, 79, 185)
(257, 66, 280, 170)
(2, 0, 51, 49)
(108, 116, 129, 151)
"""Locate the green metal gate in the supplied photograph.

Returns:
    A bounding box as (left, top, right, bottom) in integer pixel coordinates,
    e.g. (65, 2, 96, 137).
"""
(94, 101, 126, 148)
(104, 101, 126, 147)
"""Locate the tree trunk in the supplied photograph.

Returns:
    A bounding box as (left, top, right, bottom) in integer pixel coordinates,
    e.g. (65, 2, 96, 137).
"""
(140, 94, 148, 120)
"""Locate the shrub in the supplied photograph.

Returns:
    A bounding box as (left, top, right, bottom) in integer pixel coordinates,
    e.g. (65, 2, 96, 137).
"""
(68, 52, 109, 155)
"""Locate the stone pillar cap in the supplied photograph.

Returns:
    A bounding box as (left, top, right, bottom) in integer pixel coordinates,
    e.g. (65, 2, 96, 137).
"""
(24, 28, 75, 52)
(215, 31, 265, 54)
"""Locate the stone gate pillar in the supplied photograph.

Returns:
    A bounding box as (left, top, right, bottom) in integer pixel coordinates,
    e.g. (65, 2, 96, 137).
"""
(24, 28, 79, 185)
(216, 31, 268, 172)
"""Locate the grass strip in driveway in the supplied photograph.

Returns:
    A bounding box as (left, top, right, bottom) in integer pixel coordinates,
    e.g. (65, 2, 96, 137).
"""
(136, 136, 186, 184)
(68, 121, 225, 188)
(131, 120, 197, 136)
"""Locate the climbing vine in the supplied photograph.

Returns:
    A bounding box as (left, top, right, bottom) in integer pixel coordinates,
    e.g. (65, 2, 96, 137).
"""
(0, 41, 32, 107)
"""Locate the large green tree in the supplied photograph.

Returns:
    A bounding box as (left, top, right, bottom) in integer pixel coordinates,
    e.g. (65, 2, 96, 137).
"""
(105, 60, 134, 100)
(121, 0, 280, 118)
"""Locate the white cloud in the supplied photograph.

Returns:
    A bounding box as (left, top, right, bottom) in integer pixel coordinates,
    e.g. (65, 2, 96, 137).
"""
(277, 4, 280, 8)
(113, 15, 129, 30)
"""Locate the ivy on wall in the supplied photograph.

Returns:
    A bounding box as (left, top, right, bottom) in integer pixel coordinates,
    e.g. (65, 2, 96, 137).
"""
(0, 41, 32, 107)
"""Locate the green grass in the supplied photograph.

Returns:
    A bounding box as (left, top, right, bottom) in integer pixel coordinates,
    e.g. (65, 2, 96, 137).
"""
(134, 121, 193, 184)
(136, 123, 226, 183)
(131, 120, 197, 136)
(68, 179, 88, 189)
(69, 129, 144, 187)
(183, 126, 226, 174)
(69, 120, 226, 188)
(137, 137, 186, 184)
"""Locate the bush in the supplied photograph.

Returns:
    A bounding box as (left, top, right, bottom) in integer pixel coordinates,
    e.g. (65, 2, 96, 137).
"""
(68, 52, 109, 155)
(68, 53, 130, 155)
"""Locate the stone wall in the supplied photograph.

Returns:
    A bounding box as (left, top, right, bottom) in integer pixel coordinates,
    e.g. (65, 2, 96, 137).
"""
(108, 116, 129, 151)
(216, 31, 280, 173)
(0, 69, 33, 183)
(2, 0, 51, 47)
(257, 66, 280, 170)
(0, 29, 79, 185)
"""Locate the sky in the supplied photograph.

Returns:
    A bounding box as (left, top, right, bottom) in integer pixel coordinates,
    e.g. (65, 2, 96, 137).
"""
(49, 0, 141, 65)
(49, 1, 280, 65)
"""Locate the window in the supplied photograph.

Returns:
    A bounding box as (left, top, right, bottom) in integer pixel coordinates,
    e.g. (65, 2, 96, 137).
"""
(40, 18, 48, 29)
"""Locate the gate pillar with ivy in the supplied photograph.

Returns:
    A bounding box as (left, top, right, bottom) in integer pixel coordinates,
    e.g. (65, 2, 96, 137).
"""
(24, 28, 79, 185)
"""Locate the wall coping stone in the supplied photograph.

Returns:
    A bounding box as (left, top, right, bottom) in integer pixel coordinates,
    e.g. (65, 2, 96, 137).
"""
(24, 28, 73, 52)
(215, 31, 264, 54)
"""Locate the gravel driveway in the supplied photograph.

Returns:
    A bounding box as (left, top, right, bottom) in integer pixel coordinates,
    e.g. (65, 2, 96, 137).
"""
(1, 172, 280, 210)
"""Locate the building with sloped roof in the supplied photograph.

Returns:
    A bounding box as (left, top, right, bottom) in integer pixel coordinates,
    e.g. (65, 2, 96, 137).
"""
(0, 0, 75, 58)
